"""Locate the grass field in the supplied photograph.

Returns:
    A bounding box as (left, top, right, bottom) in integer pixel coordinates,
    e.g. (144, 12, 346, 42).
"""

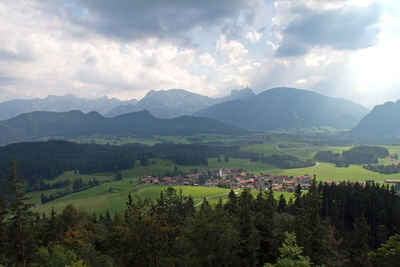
(26, 188, 68, 205)
(32, 181, 234, 215)
(241, 143, 283, 156)
(268, 162, 400, 182)
(31, 179, 295, 216)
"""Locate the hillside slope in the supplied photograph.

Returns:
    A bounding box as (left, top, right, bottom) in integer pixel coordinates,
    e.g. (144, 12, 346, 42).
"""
(352, 100, 400, 138)
(0, 110, 248, 144)
(197, 87, 369, 131)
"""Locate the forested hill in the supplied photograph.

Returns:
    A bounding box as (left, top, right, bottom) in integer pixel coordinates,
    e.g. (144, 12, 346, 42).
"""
(0, 110, 248, 144)
(197, 87, 369, 131)
(352, 100, 400, 138)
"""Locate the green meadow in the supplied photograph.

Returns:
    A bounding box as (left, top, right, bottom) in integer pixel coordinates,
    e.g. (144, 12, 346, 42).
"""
(268, 162, 400, 182)
(31, 181, 233, 215)
(31, 180, 294, 216)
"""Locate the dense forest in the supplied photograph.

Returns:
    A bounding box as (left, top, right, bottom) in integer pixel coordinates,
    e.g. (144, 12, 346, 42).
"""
(1, 161, 400, 266)
(231, 150, 316, 169)
(314, 146, 390, 167)
(363, 163, 400, 174)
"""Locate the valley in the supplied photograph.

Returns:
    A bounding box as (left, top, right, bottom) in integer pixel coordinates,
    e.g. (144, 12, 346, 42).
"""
(16, 133, 400, 216)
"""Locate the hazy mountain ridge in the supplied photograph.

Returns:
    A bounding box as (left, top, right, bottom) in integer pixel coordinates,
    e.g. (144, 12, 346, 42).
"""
(0, 94, 137, 121)
(105, 87, 255, 118)
(196, 87, 369, 131)
(0, 110, 248, 145)
(352, 100, 400, 138)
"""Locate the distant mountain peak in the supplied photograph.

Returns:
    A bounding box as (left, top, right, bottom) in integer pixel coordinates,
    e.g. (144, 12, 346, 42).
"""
(352, 99, 400, 138)
(197, 87, 369, 131)
(228, 87, 255, 100)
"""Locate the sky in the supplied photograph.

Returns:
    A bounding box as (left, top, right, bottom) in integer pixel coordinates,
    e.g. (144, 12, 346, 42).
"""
(0, 0, 399, 108)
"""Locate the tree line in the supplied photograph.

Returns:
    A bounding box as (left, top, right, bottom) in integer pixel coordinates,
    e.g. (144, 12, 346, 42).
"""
(314, 146, 390, 167)
(1, 160, 400, 266)
(231, 151, 316, 169)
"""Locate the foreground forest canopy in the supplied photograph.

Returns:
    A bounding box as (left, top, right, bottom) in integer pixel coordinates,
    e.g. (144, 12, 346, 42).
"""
(1, 161, 400, 266)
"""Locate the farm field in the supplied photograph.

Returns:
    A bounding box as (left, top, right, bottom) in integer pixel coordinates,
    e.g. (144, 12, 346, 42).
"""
(32, 181, 232, 215)
(26, 188, 67, 205)
(268, 162, 400, 182)
(31, 179, 295, 216)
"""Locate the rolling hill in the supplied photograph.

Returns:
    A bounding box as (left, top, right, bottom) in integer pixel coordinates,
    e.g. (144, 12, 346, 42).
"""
(196, 87, 369, 131)
(0, 110, 248, 145)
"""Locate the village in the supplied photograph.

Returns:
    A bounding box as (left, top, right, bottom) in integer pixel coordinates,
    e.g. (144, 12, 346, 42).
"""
(140, 168, 313, 192)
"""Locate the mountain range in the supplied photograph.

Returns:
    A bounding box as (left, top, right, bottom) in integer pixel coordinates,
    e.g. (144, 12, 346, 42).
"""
(7, 87, 400, 139)
(196, 87, 370, 131)
(0, 94, 137, 121)
(0, 110, 247, 145)
(105, 88, 255, 118)
(352, 100, 400, 138)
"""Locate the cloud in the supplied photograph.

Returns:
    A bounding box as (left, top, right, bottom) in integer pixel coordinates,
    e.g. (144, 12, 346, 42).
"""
(275, 2, 383, 56)
(66, 0, 261, 43)
(246, 30, 262, 43)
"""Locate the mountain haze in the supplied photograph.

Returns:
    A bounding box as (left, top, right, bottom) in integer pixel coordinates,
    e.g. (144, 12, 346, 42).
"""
(106, 88, 255, 118)
(352, 100, 400, 138)
(0, 94, 137, 121)
(0, 110, 247, 145)
(197, 87, 369, 131)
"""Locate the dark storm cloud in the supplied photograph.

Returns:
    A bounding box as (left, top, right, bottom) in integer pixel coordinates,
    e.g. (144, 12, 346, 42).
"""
(72, 0, 260, 42)
(276, 3, 383, 56)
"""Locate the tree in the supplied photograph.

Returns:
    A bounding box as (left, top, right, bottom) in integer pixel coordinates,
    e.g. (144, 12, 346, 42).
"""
(369, 234, 400, 266)
(224, 190, 237, 215)
(6, 160, 33, 265)
(277, 194, 287, 213)
(0, 194, 7, 263)
(187, 200, 239, 266)
(294, 180, 331, 265)
(343, 215, 370, 266)
(140, 155, 149, 166)
(264, 232, 312, 267)
(32, 244, 77, 267)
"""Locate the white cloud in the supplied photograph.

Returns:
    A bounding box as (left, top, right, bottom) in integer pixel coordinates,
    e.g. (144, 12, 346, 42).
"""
(246, 30, 262, 43)
(0, 0, 399, 110)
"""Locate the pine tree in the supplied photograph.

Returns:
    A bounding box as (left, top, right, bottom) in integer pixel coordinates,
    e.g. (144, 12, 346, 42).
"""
(369, 234, 400, 266)
(6, 160, 33, 265)
(264, 232, 312, 267)
(294, 179, 331, 265)
(0, 194, 7, 263)
(343, 215, 370, 266)
(224, 189, 237, 215)
(277, 194, 287, 213)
